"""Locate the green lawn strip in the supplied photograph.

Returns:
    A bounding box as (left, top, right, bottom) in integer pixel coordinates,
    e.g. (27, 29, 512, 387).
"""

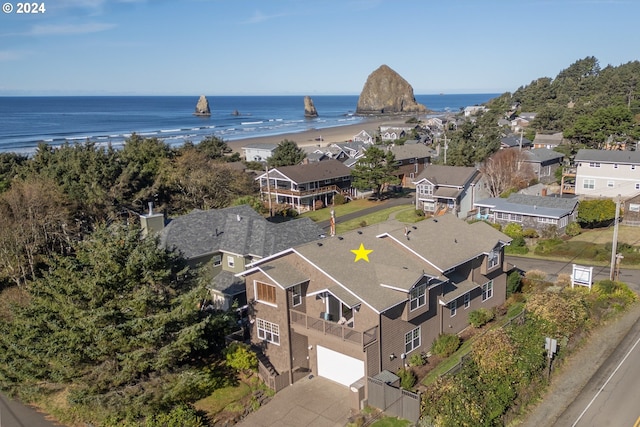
(299, 199, 380, 222)
(336, 206, 414, 234)
(422, 303, 525, 385)
(194, 381, 251, 418)
(393, 208, 424, 223)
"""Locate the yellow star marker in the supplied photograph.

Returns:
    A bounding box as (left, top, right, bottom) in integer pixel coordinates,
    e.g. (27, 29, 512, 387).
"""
(351, 243, 373, 263)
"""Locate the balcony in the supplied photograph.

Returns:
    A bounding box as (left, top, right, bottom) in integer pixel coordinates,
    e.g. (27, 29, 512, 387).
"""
(289, 309, 378, 349)
(264, 184, 343, 198)
(560, 167, 576, 195)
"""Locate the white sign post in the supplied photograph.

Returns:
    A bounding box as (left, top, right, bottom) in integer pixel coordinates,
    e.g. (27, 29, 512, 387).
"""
(571, 264, 593, 290)
(545, 337, 558, 379)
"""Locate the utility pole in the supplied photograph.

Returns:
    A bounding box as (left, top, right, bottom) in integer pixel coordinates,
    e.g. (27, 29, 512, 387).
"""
(265, 165, 273, 218)
(610, 194, 621, 281)
(443, 134, 448, 165)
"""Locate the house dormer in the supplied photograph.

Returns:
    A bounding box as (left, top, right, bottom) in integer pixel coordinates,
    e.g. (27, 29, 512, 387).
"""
(481, 244, 502, 275)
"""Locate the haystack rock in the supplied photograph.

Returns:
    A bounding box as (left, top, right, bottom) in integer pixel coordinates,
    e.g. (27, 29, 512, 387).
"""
(356, 65, 427, 115)
(194, 95, 211, 116)
(304, 96, 318, 118)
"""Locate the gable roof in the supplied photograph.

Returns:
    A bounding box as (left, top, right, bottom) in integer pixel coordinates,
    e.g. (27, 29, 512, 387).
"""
(159, 204, 323, 260)
(257, 159, 351, 184)
(242, 215, 510, 313)
(388, 144, 434, 161)
(501, 135, 532, 148)
(533, 132, 563, 146)
(475, 194, 578, 218)
(522, 148, 564, 164)
(413, 164, 480, 187)
(575, 149, 640, 165)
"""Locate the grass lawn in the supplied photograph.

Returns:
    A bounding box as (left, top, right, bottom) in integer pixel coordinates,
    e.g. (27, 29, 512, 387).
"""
(193, 381, 252, 419)
(336, 206, 416, 234)
(570, 225, 640, 245)
(371, 417, 413, 427)
(299, 199, 381, 222)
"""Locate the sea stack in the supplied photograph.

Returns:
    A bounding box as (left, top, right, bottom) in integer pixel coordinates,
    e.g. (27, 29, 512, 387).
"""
(194, 95, 211, 116)
(356, 65, 427, 115)
(304, 96, 318, 118)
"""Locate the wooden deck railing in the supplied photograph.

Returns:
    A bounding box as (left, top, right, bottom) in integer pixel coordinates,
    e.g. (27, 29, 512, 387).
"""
(264, 184, 342, 198)
(290, 309, 378, 349)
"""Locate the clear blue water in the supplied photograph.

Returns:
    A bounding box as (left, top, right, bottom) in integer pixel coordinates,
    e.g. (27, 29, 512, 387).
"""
(0, 94, 499, 154)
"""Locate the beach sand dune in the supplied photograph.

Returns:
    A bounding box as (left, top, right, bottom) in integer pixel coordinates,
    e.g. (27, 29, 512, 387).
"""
(225, 117, 411, 154)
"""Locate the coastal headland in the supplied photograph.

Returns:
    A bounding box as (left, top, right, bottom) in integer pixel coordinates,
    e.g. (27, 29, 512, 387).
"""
(224, 116, 413, 154)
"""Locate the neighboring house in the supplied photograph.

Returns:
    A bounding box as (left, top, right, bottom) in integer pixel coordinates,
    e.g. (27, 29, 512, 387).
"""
(500, 135, 532, 150)
(474, 193, 579, 235)
(237, 215, 511, 395)
(387, 144, 433, 187)
(151, 204, 323, 310)
(573, 149, 640, 199)
(622, 193, 640, 226)
(463, 105, 487, 117)
(242, 143, 278, 162)
(423, 117, 444, 130)
(521, 148, 565, 184)
(379, 126, 413, 141)
(413, 165, 488, 218)
(256, 159, 353, 213)
(510, 113, 536, 132)
(353, 130, 374, 144)
(533, 132, 563, 149)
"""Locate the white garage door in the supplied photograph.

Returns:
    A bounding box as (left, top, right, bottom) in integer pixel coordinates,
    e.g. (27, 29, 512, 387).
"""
(317, 345, 364, 387)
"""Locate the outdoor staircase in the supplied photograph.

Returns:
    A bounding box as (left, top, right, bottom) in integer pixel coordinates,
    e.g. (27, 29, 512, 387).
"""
(253, 347, 278, 376)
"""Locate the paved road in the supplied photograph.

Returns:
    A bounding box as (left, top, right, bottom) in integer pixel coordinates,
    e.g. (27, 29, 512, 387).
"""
(0, 393, 61, 427)
(505, 255, 640, 293)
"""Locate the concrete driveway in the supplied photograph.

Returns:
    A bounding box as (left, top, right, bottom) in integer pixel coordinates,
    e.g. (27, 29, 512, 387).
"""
(237, 376, 353, 427)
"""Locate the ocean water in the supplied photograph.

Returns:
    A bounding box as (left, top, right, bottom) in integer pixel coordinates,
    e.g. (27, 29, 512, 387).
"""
(0, 94, 498, 154)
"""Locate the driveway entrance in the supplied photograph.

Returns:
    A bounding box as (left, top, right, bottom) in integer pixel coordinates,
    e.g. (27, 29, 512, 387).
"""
(236, 375, 353, 427)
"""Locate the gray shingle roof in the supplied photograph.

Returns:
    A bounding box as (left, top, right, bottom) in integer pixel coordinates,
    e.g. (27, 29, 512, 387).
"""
(501, 136, 532, 148)
(389, 144, 433, 161)
(413, 164, 479, 187)
(208, 270, 246, 295)
(523, 148, 564, 164)
(575, 149, 640, 165)
(280, 215, 510, 313)
(267, 159, 351, 184)
(475, 194, 578, 218)
(159, 204, 324, 260)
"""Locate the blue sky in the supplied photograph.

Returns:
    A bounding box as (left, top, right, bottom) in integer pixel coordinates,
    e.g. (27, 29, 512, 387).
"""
(0, 0, 637, 96)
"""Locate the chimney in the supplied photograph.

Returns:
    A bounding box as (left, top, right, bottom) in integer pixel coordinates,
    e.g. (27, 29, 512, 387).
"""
(140, 201, 165, 238)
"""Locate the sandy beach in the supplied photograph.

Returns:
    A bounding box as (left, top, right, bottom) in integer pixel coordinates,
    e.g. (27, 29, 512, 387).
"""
(225, 117, 411, 155)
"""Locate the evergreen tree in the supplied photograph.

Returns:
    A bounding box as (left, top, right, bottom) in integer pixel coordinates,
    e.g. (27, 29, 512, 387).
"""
(268, 139, 306, 167)
(351, 146, 399, 198)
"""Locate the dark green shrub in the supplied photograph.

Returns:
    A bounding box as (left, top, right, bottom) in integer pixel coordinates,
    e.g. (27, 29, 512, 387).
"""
(431, 333, 460, 358)
(333, 193, 346, 205)
(359, 220, 367, 227)
(415, 209, 425, 217)
(507, 271, 523, 296)
(522, 228, 538, 238)
(397, 368, 417, 390)
(468, 308, 495, 328)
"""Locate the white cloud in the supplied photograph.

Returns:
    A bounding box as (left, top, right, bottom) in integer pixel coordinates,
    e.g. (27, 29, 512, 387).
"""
(28, 23, 117, 36)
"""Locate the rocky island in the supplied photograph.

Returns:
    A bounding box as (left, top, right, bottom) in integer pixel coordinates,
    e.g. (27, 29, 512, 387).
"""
(304, 96, 318, 118)
(194, 95, 211, 116)
(356, 64, 427, 115)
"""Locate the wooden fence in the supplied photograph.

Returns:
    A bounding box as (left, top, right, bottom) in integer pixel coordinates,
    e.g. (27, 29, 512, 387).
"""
(366, 377, 421, 423)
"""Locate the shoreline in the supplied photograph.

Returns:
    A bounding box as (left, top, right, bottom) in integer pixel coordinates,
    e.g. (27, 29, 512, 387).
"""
(225, 116, 412, 154)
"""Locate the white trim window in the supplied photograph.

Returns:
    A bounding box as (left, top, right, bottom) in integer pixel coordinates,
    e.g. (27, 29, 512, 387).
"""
(488, 248, 500, 269)
(583, 179, 595, 190)
(464, 292, 471, 309)
(291, 284, 302, 307)
(607, 181, 615, 188)
(256, 318, 280, 345)
(409, 284, 427, 311)
(418, 184, 433, 197)
(212, 254, 222, 267)
(589, 162, 601, 168)
(449, 300, 457, 317)
(538, 217, 558, 224)
(629, 203, 640, 212)
(482, 280, 494, 301)
(404, 326, 421, 354)
(227, 255, 235, 268)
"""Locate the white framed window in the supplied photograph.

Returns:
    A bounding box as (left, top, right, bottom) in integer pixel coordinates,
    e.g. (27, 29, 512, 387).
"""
(410, 284, 427, 311)
(538, 217, 558, 224)
(212, 254, 222, 267)
(636, 183, 640, 190)
(583, 179, 595, 190)
(482, 280, 494, 301)
(449, 300, 457, 317)
(488, 248, 500, 269)
(227, 255, 235, 268)
(607, 181, 615, 188)
(496, 212, 523, 222)
(589, 162, 600, 168)
(464, 293, 470, 309)
(291, 284, 302, 307)
(404, 326, 421, 354)
(614, 164, 619, 169)
(630, 203, 640, 212)
(256, 318, 280, 345)
(419, 185, 433, 196)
